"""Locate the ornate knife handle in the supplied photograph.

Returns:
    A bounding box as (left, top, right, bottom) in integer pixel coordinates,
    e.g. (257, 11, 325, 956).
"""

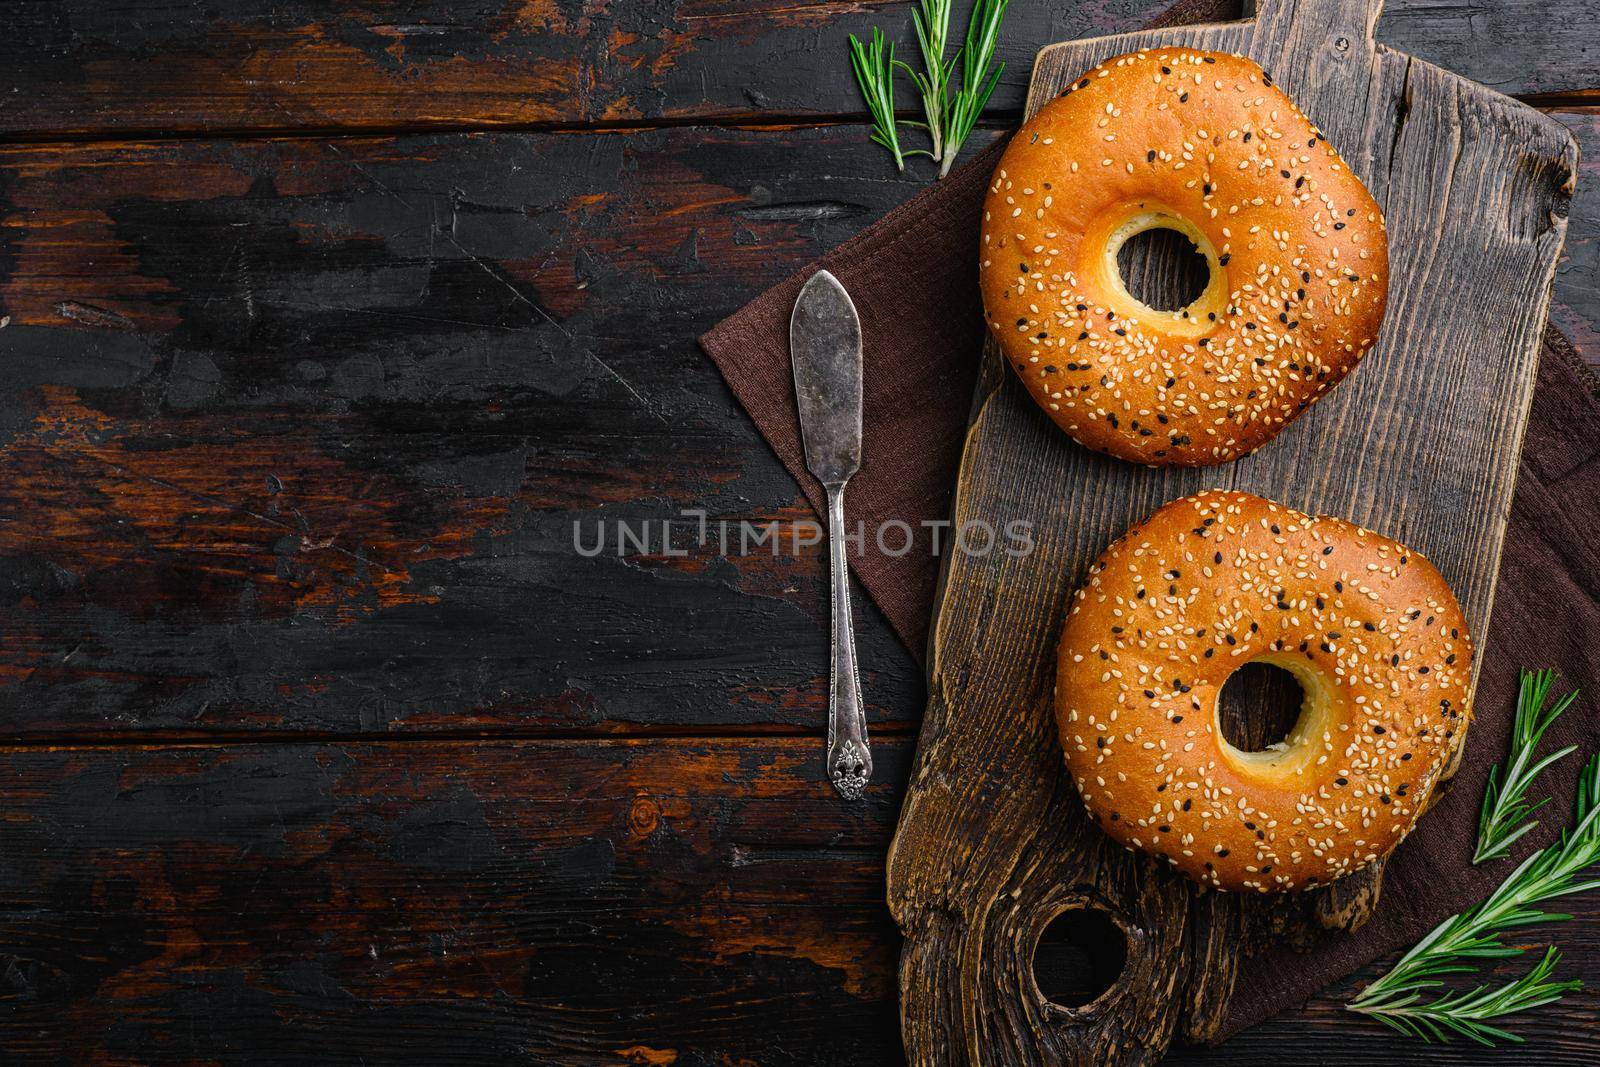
(824, 483, 871, 799)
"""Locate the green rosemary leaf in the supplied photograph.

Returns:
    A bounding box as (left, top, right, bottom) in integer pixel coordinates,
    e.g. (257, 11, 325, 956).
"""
(940, 0, 1009, 178)
(1475, 668, 1580, 863)
(1351, 947, 1579, 1047)
(846, 0, 1010, 177)
(907, 0, 954, 163)
(848, 29, 906, 172)
(1348, 754, 1600, 1045)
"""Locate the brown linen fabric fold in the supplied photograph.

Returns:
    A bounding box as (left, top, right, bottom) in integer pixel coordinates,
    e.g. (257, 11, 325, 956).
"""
(700, 0, 1600, 1040)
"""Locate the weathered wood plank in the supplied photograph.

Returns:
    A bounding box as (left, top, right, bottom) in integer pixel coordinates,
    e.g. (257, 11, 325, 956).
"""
(0, 0, 1592, 137)
(1, 116, 1596, 741)
(887, 0, 1581, 1062)
(0, 124, 925, 741)
(1548, 108, 1600, 355)
(0, 737, 906, 1064)
(0, 736, 1596, 1064)
(0, 126, 943, 736)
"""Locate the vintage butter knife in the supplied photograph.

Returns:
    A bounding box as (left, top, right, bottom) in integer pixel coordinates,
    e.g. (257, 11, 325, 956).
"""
(790, 270, 872, 800)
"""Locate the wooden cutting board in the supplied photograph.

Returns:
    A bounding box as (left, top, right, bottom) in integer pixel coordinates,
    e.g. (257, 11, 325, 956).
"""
(884, 0, 1576, 1063)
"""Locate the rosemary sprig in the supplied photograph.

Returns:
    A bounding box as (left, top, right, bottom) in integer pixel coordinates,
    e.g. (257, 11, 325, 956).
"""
(940, 0, 1009, 178)
(1475, 668, 1580, 863)
(899, 0, 955, 164)
(846, 0, 1010, 178)
(1348, 755, 1600, 1044)
(848, 28, 908, 172)
(1351, 946, 1579, 1046)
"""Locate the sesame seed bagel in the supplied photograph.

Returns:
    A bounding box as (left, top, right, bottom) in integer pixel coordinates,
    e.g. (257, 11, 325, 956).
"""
(980, 48, 1389, 466)
(1056, 491, 1472, 892)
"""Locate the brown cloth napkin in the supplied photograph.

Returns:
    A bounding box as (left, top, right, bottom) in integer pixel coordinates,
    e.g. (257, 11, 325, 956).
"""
(701, 0, 1600, 1041)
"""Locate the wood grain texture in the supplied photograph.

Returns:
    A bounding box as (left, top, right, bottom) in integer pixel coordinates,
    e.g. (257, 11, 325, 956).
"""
(0, 737, 908, 1065)
(0, 0, 1592, 137)
(3, 115, 1597, 740)
(887, 0, 1577, 1062)
(0, 3, 1597, 1060)
(0, 127, 947, 738)
(1, 737, 1597, 1065)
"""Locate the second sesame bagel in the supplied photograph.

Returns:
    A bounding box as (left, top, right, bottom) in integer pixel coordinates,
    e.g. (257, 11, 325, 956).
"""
(980, 49, 1389, 465)
(1055, 491, 1472, 892)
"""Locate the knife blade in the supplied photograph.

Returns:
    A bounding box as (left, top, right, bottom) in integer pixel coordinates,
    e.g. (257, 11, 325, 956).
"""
(790, 270, 872, 800)
(791, 270, 863, 484)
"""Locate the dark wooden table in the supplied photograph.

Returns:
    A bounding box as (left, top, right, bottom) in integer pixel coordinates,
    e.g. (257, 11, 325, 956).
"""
(1, 2, 1596, 1063)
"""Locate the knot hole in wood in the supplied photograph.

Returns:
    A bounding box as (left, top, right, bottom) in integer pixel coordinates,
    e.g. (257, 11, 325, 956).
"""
(1031, 902, 1131, 1014)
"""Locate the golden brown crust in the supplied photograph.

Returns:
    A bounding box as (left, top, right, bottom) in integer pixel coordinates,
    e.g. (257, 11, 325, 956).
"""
(980, 49, 1389, 466)
(1055, 491, 1472, 892)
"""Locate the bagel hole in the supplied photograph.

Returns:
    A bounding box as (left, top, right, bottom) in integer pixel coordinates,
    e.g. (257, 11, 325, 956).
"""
(1116, 227, 1210, 312)
(1033, 907, 1128, 1010)
(1219, 662, 1305, 752)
